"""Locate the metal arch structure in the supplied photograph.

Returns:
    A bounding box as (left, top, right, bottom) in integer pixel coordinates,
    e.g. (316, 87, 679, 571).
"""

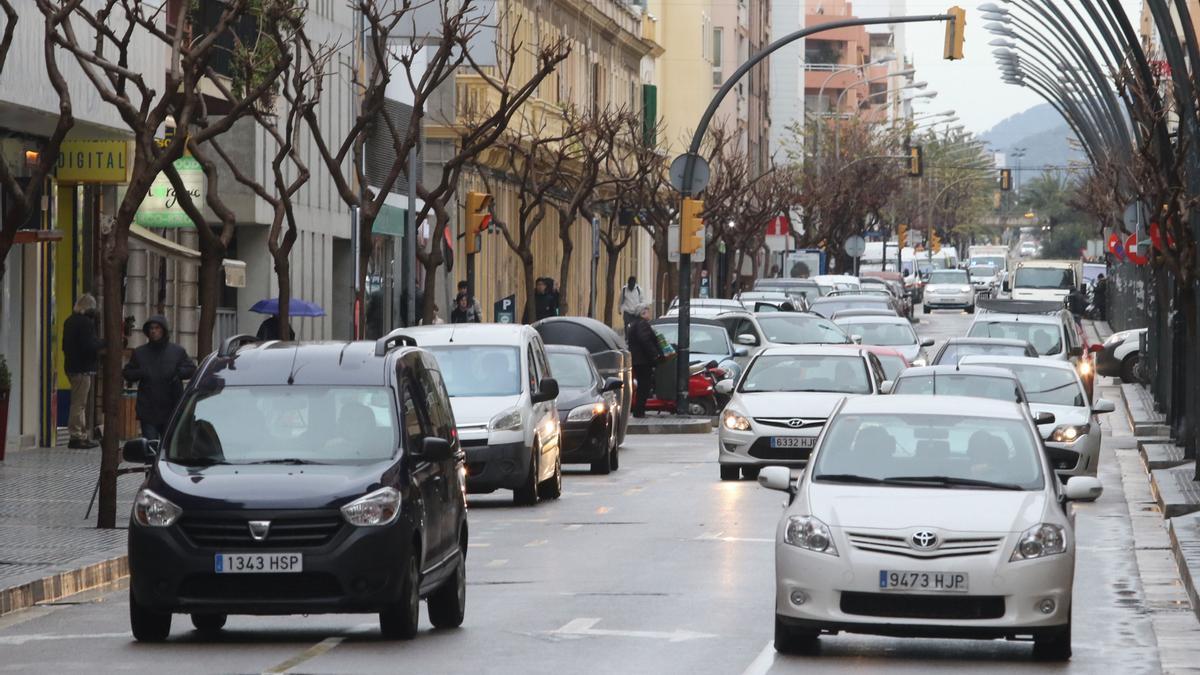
(672, 12, 955, 406)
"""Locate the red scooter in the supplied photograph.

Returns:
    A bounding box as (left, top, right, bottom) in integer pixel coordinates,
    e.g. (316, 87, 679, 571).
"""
(643, 359, 721, 416)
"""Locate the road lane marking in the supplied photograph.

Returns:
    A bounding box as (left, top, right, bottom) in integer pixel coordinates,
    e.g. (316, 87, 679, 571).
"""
(468, 542, 491, 548)
(565, 524, 583, 531)
(596, 506, 612, 515)
(0, 632, 127, 645)
(695, 532, 773, 543)
(262, 636, 344, 674)
(485, 559, 509, 568)
(623, 486, 644, 496)
(550, 617, 716, 642)
(525, 539, 549, 547)
(741, 641, 777, 675)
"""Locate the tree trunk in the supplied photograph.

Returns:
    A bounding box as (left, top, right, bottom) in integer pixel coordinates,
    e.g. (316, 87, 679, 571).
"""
(603, 246, 621, 326)
(275, 251, 292, 337)
(522, 253, 537, 324)
(195, 240, 224, 357)
(97, 231, 130, 529)
(559, 223, 574, 315)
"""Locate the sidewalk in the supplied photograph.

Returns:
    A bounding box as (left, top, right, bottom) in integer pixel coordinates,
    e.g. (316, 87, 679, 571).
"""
(0, 444, 138, 616)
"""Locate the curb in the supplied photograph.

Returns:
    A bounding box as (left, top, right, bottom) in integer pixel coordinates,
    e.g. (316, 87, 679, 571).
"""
(627, 418, 713, 435)
(0, 552, 128, 618)
(1168, 514, 1200, 624)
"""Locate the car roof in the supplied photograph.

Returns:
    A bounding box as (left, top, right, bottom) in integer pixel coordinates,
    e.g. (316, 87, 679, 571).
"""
(943, 337, 1033, 347)
(839, 394, 1026, 419)
(959, 355, 1077, 371)
(896, 364, 1020, 380)
(755, 278, 818, 286)
(652, 317, 725, 328)
(830, 343, 907, 359)
(833, 314, 908, 324)
(403, 323, 537, 345)
(811, 295, 887, 304)
(831, 309, 897, 319)
(972, 313, 1061, 326)
(758, 344, 871, 358)
(201, 341, 415, 387)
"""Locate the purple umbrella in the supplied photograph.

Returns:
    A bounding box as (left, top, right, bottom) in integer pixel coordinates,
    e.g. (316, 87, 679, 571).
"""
(249, 297, 326, 317)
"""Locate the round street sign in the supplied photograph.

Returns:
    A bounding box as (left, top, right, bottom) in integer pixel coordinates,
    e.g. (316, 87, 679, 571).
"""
(844, 235, 867, 258)
(1123, 201, 1149, 233)
(669, 153, 711, 194)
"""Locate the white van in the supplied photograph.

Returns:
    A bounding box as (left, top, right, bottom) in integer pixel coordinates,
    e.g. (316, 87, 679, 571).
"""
(405, 324, 563, 505)
(1007, 260, 1081, 303)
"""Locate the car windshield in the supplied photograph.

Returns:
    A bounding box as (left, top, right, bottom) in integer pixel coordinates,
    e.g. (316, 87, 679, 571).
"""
(812, 413, 1044, 490)
(741, 354, 871, 394)
(968, 321, 1062, 356)
(547, 352, 595, 389)
(928, 270, 969, 284)
(1014, 267, 1075, 290)
(878, 355, 907, 380)
(972, 256, 1006, 271)
(756, 315, 851, 344)
(892, 374, 1022, 402)
(810, 299, 891, 319)
(426, 345, 522, 396)
(654, 324, 730, 355)
(166, 386, 397, 465)
(836, 320, 916, 346)
(936, 342, 1029, 365)
(985, 363, 1085, 407)
(969, 265, 997, 278)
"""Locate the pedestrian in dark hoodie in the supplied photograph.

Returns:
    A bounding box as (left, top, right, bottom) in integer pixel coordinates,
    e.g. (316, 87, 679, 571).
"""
(534, 277, 560, 321)
(62, 294, 105, 448)
(122, 315, 196, 441)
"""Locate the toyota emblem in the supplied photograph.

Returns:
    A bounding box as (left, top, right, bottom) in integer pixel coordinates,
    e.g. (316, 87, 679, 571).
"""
(910, 530, 938, 550)
(786, 418, 805, 428)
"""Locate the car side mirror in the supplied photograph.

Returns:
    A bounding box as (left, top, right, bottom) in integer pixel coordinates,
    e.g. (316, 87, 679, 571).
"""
(602, 377, 624, 393)
(418, 436, 453, 461)
(1034, 411, 1056, 425)
(1092, 398, 1116, 414)
(879, 379, 893, 394)
(715, 379, 734, 395)
(733, 347, 749, 357)
(920, 338, 935, 347)
(757, 466, 794, 493)
(851, 334, 863, 345)
(736, 334, 757, 346)
(122, 438, 158, 464)
(1089, 343, 1104, 353)
(1064, 476, 1103, 501)
(531, 377, 559, 404)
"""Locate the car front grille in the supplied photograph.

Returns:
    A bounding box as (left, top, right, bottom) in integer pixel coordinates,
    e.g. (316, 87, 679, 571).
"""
(178, 513, 343, 549)
(178, 572, 341, 601)
(846, 531, 1005, 559)
(459, 438, 489, 448)
(840, 591, 1005, 620)
(753, 417, 826, 430)
(1045, 446, 1080, 471)
(747, 438, 813, 462)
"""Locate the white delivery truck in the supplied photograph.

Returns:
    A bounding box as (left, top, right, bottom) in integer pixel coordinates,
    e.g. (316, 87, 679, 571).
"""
(1006, 259, 1082, 303)
(968, 245, 1010, 275)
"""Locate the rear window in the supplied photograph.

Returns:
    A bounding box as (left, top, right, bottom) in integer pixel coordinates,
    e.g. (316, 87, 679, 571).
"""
(968, 321, 1062, 356)
(1014, 267, 1074, 290)
(741, 354, 870, 394)
(892, 374, 1022, 402)
(426, 345, 522, 396)
(935, 342, 1030, 365)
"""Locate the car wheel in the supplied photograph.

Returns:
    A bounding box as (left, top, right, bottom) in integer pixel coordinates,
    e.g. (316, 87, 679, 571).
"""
(609, 443, 620, 471)
(591, 437, 613, 475)
(923, 304, 931, 314)
(539, 452, 562, 500)
(380, 556, 421, 640)
(1032, 618, 1071, 661)
(1121, 354, 1142, 384)
(190, 613, 227, 632)
(129, 588, 172, 642)
(512, 449, 540, 505)
(687, 398, 717, 416)
(719, 465, 740, 481)
(774, 615, 819, 655)
(742, 467, 761, 480)
(427, 544, 466, 629)
(967, 304, 976, 314)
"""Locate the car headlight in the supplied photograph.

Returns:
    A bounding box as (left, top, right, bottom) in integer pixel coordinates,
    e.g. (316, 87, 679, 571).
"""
(960, 286, 972, 293)
(133, 489, 182, 527)
(489, 408, 523, 431)
(722, 410, 751, 431)
(567, 402, 606, 422)
(911, 358, 927, 367)
(1011, 523, 1067, 560)
(1078, 359, 1093, 376)
(1051, 424, 1090, 443)
(784, 515, 839, 556)
(341, 487, 401, 527)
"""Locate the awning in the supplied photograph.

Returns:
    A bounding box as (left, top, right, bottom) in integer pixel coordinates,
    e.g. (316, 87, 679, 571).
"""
(129, 224, 245, 287)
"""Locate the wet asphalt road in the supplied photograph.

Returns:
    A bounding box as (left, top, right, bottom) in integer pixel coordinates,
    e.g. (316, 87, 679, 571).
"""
(0, 308, 1167, 674)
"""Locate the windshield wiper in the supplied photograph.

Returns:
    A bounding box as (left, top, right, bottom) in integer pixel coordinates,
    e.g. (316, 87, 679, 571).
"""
(247, 458, 325, 465)
(814, 473, 884, 484)
(883, 475, 1026, 491)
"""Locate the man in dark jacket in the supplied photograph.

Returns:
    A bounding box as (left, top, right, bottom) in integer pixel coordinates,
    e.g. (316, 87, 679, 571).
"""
(1092, 274, 1108, 320)
(123, 315, 196, 441)
(533, 277, 560, 321)
(256, 314, 296, 341)
(62, 294, 105, 448)
(626, 304, 662, 417)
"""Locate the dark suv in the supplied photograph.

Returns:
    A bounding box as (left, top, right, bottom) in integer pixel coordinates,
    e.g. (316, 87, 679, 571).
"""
(123, 331, 467, 641)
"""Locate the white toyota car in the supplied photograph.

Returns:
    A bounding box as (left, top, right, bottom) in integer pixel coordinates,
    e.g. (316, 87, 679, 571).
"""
(715, 345, 887, 481)
(760, 395, 1101, 660)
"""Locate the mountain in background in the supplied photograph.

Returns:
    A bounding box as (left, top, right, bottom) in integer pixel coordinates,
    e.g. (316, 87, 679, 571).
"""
(980, 103, 1085, 187)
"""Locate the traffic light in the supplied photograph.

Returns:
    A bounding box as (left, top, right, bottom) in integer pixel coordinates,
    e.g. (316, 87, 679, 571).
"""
(999, 168, 1012, 191)
(680, 198, 704, 255)
(944, 6, 966, 61)
(931, 229, 942, 253)
(897, 223, 908, 247)
(908, 145, 923, 177)
(465, 191, 493, 255)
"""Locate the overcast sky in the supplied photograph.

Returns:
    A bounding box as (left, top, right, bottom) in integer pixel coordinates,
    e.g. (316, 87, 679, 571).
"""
(845, 0, 1144, 135)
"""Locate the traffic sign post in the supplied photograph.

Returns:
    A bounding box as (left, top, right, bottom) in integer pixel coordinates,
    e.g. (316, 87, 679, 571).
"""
(845, 235, 867, 276)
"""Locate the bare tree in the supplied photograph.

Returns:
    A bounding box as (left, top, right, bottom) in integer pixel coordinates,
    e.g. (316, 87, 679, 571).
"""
(0, 1, 75, 283)
(598, 113, 659, 324)
(44, 0, 290, 527)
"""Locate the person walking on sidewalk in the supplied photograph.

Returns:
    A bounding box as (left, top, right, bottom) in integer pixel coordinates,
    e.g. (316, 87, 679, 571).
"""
(1093, 274, 1108, 320)
(62, 294, 105, 449)
(619, 276, 644, 327)
(122, 315, 196, 441)
(626, 304, 662, 418)
(534, 277, 560, 320)
(456, 280, 483, 322)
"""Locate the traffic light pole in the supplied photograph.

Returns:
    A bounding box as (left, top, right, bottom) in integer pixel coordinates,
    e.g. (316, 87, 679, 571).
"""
(676, 11, 955, 408)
